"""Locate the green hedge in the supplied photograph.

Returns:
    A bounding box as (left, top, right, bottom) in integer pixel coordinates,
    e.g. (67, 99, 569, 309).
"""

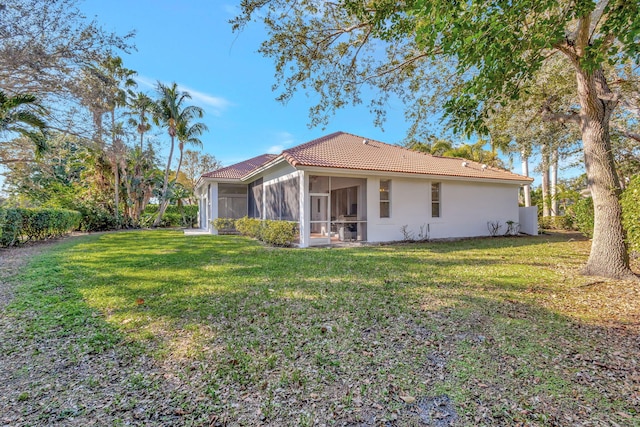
(538, 215, 575, 231)
(212, 218, 236, 233)
(260, 220, 298, 246)
(73, 203, 118, 232)
(569, 197, 595, 239)
(0, 208, 81, 247)
(231, 216, 298, 247)
(142, 204, 199, 228)
(622, 176, 640, 254)
(235, 217, 262, 238)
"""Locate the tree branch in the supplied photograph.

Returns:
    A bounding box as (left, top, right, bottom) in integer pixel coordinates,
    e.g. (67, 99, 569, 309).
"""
(598, 92, 619, 102)
(0, 158, 38, 164)
(360, 52, 430, 84)
(590, 0, 610, 35)
(542, 110, 581, 124)
(573, 13, 592, 55)
(614, 127, 640, 143)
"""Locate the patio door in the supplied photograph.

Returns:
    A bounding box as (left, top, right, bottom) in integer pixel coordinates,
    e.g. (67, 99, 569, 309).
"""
(309, 194, 330, 245)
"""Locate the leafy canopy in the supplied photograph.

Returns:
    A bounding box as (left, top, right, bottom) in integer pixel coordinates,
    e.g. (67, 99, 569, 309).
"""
(411, 0, 639, 134)
(235, 0, 639, 138)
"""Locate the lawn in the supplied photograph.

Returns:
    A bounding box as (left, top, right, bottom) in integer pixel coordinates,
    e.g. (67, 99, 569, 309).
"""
(1, 230, 638, 426)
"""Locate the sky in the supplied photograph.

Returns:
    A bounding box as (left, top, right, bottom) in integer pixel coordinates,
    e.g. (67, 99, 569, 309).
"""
(1, 0, 565, 196)
(79, 0, 417, 167)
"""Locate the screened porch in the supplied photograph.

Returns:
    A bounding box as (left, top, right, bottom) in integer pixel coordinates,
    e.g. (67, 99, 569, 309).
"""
(308, 175, 367, 246)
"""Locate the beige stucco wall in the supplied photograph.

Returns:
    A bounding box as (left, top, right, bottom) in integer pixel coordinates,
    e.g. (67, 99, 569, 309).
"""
(366, 177, 520, 242)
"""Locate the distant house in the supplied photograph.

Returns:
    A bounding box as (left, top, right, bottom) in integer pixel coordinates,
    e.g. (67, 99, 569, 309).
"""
(194, 132, 534, 247)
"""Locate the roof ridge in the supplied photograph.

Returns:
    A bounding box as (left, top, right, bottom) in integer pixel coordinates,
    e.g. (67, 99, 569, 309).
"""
(282, 131, 345, 154)
(201, 153, 277, 178)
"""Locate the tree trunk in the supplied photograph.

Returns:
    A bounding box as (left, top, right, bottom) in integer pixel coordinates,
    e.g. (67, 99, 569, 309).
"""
(550, 147, 558, 216)
(114, 160, 120, 228)
(153, 135, 175, 226)
(120, 156, 132, 227)
(540, 144, 550, 217)
(576, 67, 635, 279)
(521, 147, 531, 207)
(175, 142, 184, 186)
(111, 111, 120, 229)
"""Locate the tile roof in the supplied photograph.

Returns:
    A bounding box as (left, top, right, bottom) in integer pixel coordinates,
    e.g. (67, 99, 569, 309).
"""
(201, 153, 277, 180)
(281, 132, 532, 183)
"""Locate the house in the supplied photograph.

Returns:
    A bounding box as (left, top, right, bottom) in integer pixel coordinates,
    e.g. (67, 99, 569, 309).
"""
(194, 132, 535, 247)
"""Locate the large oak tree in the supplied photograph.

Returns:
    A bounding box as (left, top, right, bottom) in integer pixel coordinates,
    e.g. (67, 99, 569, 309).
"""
(235, 0, 639, 279)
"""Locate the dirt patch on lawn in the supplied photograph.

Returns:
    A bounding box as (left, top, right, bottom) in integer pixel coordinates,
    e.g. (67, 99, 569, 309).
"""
(0, 237, 194, 426)
(0, 240, 62, 310)
(1, 233, 639, 426)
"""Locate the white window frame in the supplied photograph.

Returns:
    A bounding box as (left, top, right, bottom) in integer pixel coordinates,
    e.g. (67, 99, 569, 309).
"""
(380, 179, 391, 218)
(431, 182, 441, 218)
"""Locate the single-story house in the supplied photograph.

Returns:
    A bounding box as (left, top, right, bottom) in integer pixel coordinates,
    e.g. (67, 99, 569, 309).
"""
(194, 131, 535, 247)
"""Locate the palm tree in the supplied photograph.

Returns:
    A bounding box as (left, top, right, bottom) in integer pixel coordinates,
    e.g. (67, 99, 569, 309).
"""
(127, 91, 153, 151)
(152, 82, 205, 226)
(102, 57, 136, 227)
(0, 90, 48, 156)
(408, 138, 452, 156)
(79, 56, 137, 227)
(175, 119, 208, 184)
(169, 183, 193, 227)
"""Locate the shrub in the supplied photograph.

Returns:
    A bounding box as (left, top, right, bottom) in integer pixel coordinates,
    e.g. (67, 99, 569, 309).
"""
(157, 212, 182, 228)
(0, 207, 81, 247)
(260, 220, 298, 246)
(212, 218, 236, 233)
(505, 220, 520, 236)
(622, 176, 640, 255)
(538, 215, 574, 231)
(487, 221, 502, 237)
(172, 205, 198, 228)
(235, 216, 263, 238)
(0, 208, 23, 246)
(234, 216, 298, 247)
(73, 203, 117, 232)
(571, 197, 594, 238)
(142, 204, 199, 228)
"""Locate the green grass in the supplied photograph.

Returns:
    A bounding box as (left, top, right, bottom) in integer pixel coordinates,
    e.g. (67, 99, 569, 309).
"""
(5, 230, 639, 426)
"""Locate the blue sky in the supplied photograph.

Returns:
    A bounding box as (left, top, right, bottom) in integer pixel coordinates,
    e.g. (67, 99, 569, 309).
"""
(79, 0, 417, 167)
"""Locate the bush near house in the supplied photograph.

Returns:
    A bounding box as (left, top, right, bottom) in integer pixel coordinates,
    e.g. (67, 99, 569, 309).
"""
(233, 216, 298, 246)
(260, 220, 298, 246)
(0, 207, 81, 247)
(235, 216, 263, 238)
(212, 218, 236, 234)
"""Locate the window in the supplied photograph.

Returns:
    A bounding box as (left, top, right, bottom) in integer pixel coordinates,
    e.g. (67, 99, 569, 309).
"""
(264, 177, 300, 221)
(218, 184, 248, 219)
(431, 182, 441, 218)
(380, 180, 390, 218)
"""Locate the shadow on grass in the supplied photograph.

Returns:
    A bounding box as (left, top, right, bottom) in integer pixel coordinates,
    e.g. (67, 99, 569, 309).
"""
(6, 229, 637, 425)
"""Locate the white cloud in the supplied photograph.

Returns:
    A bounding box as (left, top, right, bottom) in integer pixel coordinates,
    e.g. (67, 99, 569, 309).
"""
(266, 145, 284, 154)
(265, 131, 297, 154)
(275, 131, 295, 146)
(180, 84, 232, 115)
(134, 75, 232, 116)
(134, 75, 156, 89)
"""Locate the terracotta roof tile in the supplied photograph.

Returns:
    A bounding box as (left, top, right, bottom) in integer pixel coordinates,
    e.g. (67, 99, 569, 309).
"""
(201, 153, 277, 180)
(281, 132, 531, 183)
